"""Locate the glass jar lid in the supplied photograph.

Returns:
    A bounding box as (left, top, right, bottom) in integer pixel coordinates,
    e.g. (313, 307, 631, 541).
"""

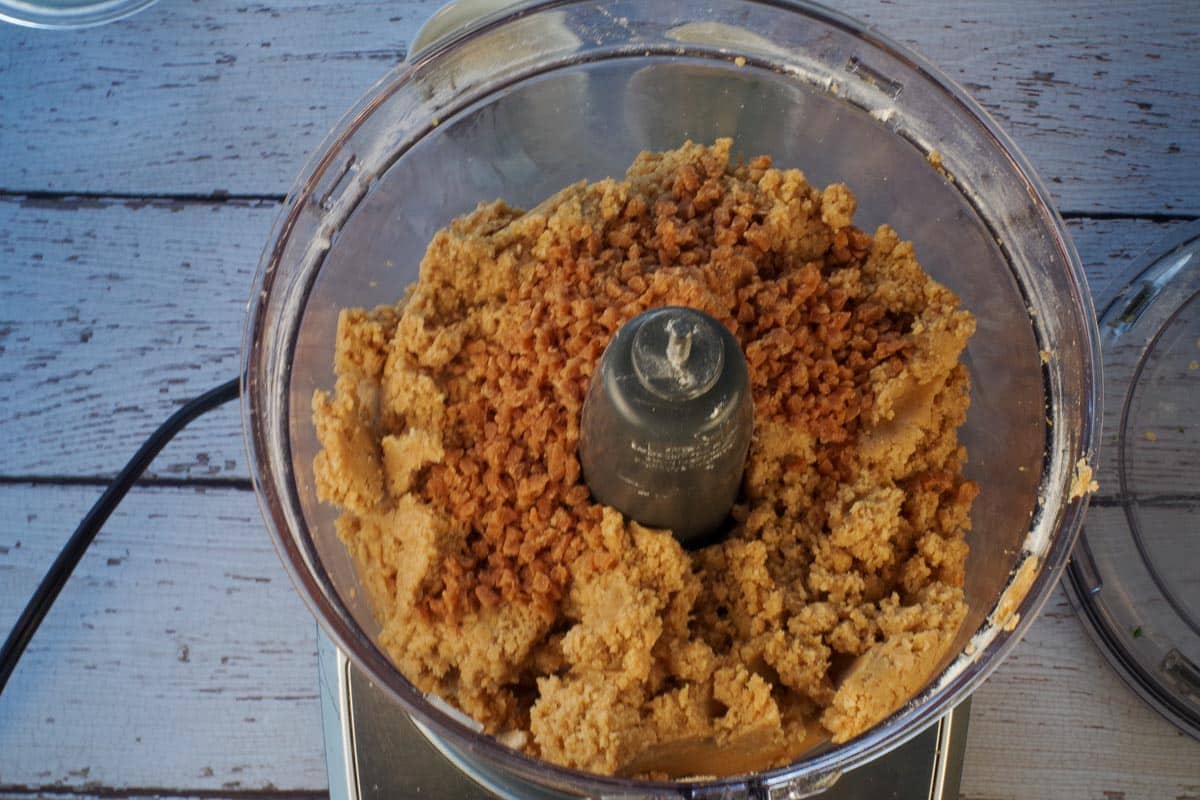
(1066, 221, 1200, 739)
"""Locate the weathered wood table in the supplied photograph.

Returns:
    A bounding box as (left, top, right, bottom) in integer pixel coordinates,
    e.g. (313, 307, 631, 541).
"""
(1, 2, 1197, 798)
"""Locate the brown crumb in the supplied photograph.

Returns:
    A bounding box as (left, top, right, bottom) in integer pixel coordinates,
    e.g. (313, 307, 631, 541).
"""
(312, 140, 977, 777)
(992, 555, 1038, 632)
(926, 150, 954, 182)
(1068, 457, 1099, 500)
(734, 55, 747, 67)
(1144, 431, 1158, 442)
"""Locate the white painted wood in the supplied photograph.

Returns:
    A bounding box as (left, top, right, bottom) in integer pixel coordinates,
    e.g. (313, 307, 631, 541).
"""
(0, 0, 1195, 214)
(0, 484, 326, 792)
(0, 795, 282, 800)
(2, 483, 1195, 796)
(0, 197, 274, 481)
(0, 2, 1197, 797)
(961, 588, 1200, 800)
(1, 195, 1187, 480)
(0, 796, 311, 800)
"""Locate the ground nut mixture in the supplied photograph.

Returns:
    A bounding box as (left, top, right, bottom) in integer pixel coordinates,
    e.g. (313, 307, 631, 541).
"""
(312, 140, 977, 778)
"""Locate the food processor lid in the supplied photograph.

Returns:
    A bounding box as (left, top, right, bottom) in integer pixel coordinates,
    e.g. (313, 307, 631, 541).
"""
(0, 0, 158, 29)
(1066, 221, 1200, 740)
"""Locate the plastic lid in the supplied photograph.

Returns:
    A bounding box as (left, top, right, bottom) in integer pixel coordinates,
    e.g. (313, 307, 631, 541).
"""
(1065, 221, 1200, 740)
(0, 0, 157, 28)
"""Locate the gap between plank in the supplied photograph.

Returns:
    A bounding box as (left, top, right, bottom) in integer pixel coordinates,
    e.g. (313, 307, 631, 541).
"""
(1059, 210, 1199, 223)
(0, 476, 253, 491)
(0, 189, 284, 206)
(1090, 493, 1200, 507)
(0, 189, 1197, 222)
(0, 786, 328, 800)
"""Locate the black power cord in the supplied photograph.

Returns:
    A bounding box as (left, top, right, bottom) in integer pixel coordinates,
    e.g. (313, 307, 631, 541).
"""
(0, 378, 241, 696)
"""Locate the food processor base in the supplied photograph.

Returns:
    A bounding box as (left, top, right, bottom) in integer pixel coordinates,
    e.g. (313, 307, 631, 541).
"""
(317, 630, 971, 800)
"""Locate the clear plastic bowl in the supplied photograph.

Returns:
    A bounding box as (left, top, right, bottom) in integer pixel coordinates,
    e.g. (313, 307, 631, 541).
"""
(242, 1, 1101, 796)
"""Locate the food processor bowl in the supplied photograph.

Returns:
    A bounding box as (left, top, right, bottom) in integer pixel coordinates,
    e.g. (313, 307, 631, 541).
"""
(242, 1, 1101, 796)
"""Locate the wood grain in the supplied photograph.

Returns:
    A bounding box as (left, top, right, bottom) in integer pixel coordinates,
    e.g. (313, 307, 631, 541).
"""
(2, 481, 1195, 795)
(0, 795, 321, 800)
(1, 3, 1198, 797)
(1, 193, 1189, 480)
(0, 196, 274, 480)
(0, 484, 326, 793)
(0, 0, 1195, 214)
(961, 589, 1200, 800)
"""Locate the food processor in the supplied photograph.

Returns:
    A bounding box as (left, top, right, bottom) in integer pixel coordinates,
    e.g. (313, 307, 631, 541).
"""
(240, 0, 1101, 796)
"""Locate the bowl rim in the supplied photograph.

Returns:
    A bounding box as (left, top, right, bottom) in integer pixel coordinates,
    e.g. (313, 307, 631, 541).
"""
(241, 0, 1103, 791)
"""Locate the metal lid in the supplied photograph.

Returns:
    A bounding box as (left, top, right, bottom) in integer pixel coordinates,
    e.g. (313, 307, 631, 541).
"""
(1065, 221, 1200, 740)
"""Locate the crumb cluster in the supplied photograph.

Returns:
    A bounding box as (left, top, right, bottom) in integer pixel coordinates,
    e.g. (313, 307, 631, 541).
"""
(313, 140, 977, 777)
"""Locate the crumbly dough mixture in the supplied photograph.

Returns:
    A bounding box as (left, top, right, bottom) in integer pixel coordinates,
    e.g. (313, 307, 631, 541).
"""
(312, 140, 977, 778)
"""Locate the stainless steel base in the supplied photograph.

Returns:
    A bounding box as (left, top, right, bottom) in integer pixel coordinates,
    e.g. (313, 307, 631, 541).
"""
(318, 630, 970, 799)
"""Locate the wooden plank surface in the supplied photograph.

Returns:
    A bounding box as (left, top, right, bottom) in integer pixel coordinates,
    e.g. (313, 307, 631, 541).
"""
(0, 796, 319, 800)
(0, 479, 1194, 795)
(0, 196, 272, 480)
(0, 0, 1196, 214)
(1, 1, 1198, 798)
(0, 484, 326, 793)
(0, 797, 307, 800)
(1, 194, 1189, 480)
(961, 590, 1200, 800)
